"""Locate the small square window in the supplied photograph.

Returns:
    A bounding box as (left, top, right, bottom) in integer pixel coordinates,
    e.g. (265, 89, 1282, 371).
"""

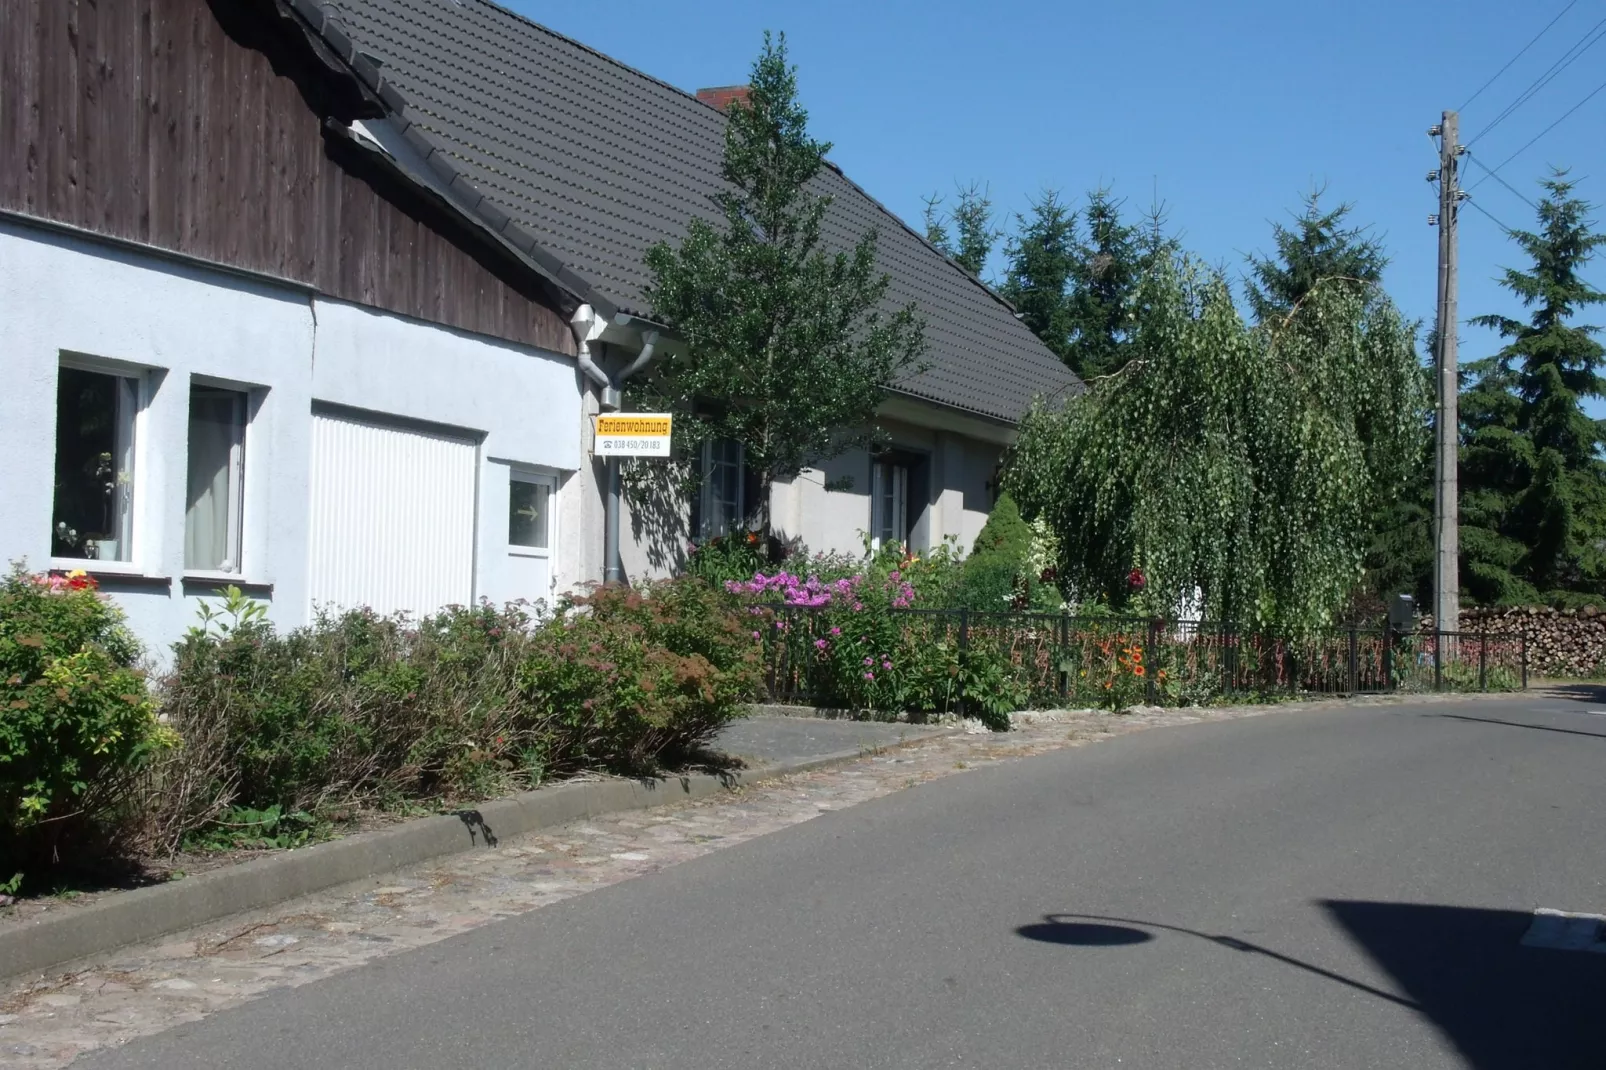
(52, 365, 139, 562)
(185, 386, 248, 571)
(509, 470, 554, 553)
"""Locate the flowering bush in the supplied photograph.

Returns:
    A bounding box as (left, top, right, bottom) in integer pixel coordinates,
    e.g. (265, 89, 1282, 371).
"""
(1098, 640, 1151, 713)
(0, 565, 170, 873)
(721, 544, 1027, 721)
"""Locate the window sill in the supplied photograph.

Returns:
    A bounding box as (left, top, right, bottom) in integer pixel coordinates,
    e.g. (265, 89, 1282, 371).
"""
(181, 573, 274, 594)
(508, 547, 551, 559)
(48, 561, 172, 588)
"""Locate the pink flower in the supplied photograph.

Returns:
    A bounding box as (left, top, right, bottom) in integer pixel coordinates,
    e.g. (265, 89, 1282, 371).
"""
(752, 630, 760, 639)
(864, 656, 874, 666)
(814, 638, 829, 650)
(864, 671, 875, 680)
(853, 602, 863, 612)
(830, 627, 841, 636)
(882, 660, 892, 670)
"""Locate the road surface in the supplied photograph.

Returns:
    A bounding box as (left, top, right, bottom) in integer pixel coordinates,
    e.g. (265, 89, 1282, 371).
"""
(81, 692, 1606, 1069)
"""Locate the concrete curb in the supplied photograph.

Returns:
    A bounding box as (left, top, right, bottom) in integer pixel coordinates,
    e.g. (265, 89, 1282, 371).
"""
(1, 730, 952, 983)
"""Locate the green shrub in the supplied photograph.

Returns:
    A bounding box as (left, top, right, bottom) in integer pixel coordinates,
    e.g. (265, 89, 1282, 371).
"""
(957, 494, 1058, 611)
(517, 579, 762, 774)
(156, 580, 761, 847)
(0, 565, 170, 872)
(683, 531, 774, 588)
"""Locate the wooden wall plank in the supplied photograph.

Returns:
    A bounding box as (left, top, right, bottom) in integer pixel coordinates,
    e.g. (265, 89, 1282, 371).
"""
(0, 0, 575, 355)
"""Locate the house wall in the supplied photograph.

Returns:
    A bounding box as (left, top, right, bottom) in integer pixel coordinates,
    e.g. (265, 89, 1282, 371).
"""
(771, 418, 1003, 559)
(0, 221, 584, 658)
(612, 414, 1004, 584)
(0, 0, 575, 356)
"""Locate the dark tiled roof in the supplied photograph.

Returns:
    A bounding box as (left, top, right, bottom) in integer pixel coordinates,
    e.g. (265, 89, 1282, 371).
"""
(317, 0, 1081, 421)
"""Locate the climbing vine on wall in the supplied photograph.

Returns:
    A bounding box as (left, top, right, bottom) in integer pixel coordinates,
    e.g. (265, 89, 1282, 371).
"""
(1005, 256, 1428, 633)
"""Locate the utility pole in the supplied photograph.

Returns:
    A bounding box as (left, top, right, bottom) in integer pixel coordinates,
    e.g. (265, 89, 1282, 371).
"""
(1430, 110, 1464, 635)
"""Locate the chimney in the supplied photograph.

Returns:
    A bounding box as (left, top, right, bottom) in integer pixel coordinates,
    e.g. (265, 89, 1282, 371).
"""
(696, 85, 751, 113)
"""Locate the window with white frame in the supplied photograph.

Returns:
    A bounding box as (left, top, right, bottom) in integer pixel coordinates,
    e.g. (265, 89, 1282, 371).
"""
(185, 386, 249, 572)
(871, 459, 909, 551)
(697, 438, 744, 540)
(508, 469, 556, 553)
(52, 364, 139, 562)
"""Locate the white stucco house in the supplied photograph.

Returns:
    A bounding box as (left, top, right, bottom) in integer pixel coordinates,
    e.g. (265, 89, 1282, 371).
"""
(0, 0, 1078, 659)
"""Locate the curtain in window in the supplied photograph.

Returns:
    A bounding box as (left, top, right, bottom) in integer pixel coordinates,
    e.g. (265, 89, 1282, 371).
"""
(185, 390, 240, 570)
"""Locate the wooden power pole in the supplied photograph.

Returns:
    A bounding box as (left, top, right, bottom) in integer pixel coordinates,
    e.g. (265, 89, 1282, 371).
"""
(1431, 110, 1463, 635)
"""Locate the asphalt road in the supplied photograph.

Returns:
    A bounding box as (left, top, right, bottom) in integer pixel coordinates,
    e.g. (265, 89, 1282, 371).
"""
(83, 693, 1606, 1069)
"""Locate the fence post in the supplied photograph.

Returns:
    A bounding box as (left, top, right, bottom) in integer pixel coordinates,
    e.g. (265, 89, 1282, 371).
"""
(1383, 627, 1394, 693)
(1478, 630, 1487, 692)
(1520, 630, 1528, 690)
(956, 607, 969, 719)
(1348, 625, 1359, 694)
(1059, 612, 1070, 700)
(1145, 617, 1159, 706)
(1434, 630, 1443, 692)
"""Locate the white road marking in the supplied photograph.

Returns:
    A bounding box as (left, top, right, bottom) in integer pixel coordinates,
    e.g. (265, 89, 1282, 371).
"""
(1521, 909, 1606, 953)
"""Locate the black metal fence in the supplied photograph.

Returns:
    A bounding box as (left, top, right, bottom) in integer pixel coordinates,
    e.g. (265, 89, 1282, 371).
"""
(758, 605, 1527, 714)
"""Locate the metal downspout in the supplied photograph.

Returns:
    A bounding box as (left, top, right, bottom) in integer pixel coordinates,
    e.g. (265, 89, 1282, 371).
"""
(570, 306, 660, 585)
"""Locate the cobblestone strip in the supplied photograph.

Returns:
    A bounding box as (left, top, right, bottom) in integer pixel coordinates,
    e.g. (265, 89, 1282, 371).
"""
(0, 697, 1458, 1067)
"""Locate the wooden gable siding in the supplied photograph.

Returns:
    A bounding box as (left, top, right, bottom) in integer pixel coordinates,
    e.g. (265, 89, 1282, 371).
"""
(0, 0, 575, 356)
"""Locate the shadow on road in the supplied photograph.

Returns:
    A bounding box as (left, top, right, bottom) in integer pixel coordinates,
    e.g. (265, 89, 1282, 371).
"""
(1014, 921, 1152, 946)
(1324, 900, 1605, 1070)
(1536, 682, 1606, 704)
(1017, 903, 1606, 1069)
(1429, 712, 1606, 740)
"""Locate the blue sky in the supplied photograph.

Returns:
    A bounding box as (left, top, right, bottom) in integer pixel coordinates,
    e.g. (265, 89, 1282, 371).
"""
(513, 0, 1605, 400)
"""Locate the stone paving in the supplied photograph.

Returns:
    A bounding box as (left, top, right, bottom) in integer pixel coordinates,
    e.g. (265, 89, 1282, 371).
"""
(0, 695, 1499, 1068)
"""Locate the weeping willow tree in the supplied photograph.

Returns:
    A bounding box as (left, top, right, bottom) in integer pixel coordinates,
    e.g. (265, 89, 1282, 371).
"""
(1005, 255, 1428, 632)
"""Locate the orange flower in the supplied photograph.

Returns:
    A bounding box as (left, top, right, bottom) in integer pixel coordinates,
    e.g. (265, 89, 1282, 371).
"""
(1133, 666, 1145, 677)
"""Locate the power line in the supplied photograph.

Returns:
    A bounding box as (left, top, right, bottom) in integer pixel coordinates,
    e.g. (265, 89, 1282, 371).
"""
(1463, 151, 1541, 211)
(1462, 196, 1520, 237)
(1458, 0, 1578, 112)
(1463, 14, 1606, 147)
(1471, 74, 1606, 186)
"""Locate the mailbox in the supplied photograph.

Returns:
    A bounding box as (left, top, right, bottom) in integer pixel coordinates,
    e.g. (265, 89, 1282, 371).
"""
(1387, 594, 1416, 635)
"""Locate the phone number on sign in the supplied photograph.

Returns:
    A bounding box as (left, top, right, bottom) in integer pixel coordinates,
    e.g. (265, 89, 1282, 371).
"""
(599, 437, 671, 452)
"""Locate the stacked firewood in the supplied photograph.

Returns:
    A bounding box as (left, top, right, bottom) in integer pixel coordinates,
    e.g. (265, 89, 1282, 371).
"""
(1421, 605, 1606, 678)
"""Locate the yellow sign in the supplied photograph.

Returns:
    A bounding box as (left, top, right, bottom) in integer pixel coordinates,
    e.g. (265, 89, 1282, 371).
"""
(594, 413, 673, 457)
(595, 415, 672, 436)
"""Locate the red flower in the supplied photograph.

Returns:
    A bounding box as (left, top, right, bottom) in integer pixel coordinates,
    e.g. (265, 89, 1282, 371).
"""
(1127, 568, 1145, 590)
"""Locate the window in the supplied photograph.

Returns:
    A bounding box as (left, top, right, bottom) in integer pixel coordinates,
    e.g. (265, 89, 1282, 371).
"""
(696, 438, 745, 540)
(871, 460, 909, 551)
(509, 469, 555, 553)
(185, 387, 248, 572)
(52, 365, 138, 562)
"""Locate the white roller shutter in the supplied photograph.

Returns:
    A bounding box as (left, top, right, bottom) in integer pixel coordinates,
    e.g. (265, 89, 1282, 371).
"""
(308, 409, 477, 618)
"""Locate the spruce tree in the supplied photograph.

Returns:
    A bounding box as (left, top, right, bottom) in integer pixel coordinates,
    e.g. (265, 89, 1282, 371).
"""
(1246, 187, 1387, 322)
(1000, 191, 1078, 367)
(1461, 171, 1606, 603)
(643, 33, 926, 535)
(922, 183, 1000, 279)
(1062, 188, 1145, 380)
